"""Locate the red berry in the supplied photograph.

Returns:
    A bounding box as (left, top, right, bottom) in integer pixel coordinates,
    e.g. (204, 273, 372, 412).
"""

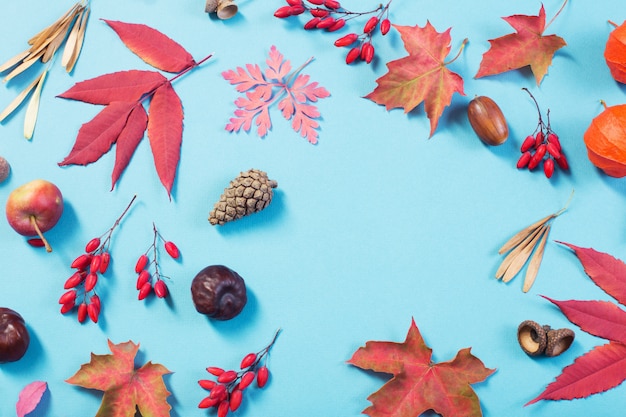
(210, 383, 227, 399)
(198, 379, 217, 390)
(217, 400, 230, 417)
(520, 135, 535, 152)
(307, 0, 323, 4)
(88, 302, 100, 323)
(516, 151, 532, 169)
(257, 365, 269, 388)
(84, 272, 98, 292)
(71, 254, 92, 269)
(556, 152, 569, 170)
(229, 389, 243, 411)
(324, 0, 341, 9)
(316, 17, 336, 29)
(59, 289, 77, 305)
(546, 142, 561, 159)
(136, 270, 151, 290)
(90, 254, 102, 273)
(274, 5, 293, 18)
(198, 396, 220, 408)
(27, 238, 46, 247)
(207, 366, 225, 376)
(346, 46, 360, 64)
(99, 252, 110, 274)
(239, 371, 255, 389)
(85, 237, 101, 253)
(544, 158, 555, 178)
(289, 5, 306, 15)
(361, 42, 374, 64)
(240, 352, 257, 369)
(90, 294, 101, 311)
(310, 8, 329, 17)
(304, 17, 321, 30)
(60, 300, 75, 314)
(286, 0, 302, 5)
(380, 18, 391, 35)
(363, 16, 379, 34)
(154, 280, 168, 298)
(64, 271, 85, 289)
(326, 18, 345, 32)
(528, 145, 546, 170)
(547, 132, 561, 150)
(138, 281, 152, 300)
(217, 370, 238, 383)
(77, 303, 88, 323)
(334, 33, 358, 47)
(534, 130, 544, 148)
(135, 254, 148, 273)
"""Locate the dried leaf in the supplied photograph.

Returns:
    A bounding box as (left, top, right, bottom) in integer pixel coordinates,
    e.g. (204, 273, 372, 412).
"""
(498, 213, 553, 255)
(495, 224, 544, 279)
(61, 9, 83, 68)
(0, 75, 41, 122)
(16, 381, 48, 417)
(3, 50, 44, 83)
(64, 8, 90, 73)
(0, 50, 29, 73)
(23, 69, 47, 139)
(523, 224, 550, 292)
(502, 224, 548, 282)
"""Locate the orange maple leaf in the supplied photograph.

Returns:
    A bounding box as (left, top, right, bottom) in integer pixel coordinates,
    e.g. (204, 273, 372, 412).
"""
(66, 340, 172, 417)
(475, 4, 567, 85)
(365, 22, 466, 137)
(348, 319, 495, 417)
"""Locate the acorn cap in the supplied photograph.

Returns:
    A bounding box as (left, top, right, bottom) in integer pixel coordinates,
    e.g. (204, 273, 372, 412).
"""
(517, 320, 548, 356)
(217, 0, 238, 19)
(545, 328, 575, 357)
(205, 0, 218, 13)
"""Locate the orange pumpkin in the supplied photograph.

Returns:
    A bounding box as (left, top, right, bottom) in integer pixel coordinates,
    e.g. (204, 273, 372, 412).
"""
(584, 103, 626, 177)
(605, 21, 626, 84)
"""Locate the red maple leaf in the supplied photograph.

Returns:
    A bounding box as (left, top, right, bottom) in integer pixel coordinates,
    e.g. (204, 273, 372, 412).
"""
(365, 22, 466, 137)
(66, 340, 171, 417)
(222, 45, 330, 144)
(527, 242, 626, 405)
(475, 3, 567, 85)
(57, 20, 211, 197)
(348, 318, 495, 417)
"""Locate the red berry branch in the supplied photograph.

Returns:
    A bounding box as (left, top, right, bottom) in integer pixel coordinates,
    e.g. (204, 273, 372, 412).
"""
(516, 88, 569, 178)
(274, 0, 393, 64)
(59, 195, 137, 323)
(198, 329, 281, 416)
(134, 223, 180, 300)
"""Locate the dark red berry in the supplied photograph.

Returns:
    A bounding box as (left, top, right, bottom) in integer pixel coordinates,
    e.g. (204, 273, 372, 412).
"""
(274, 6, 292, 18)
(59, 290, 77, 305)
(334, 33, 358, 47)
(363, 16, 379, 34)
(239, 371, 255, 389)
(289, 5, 305, 15)
(346, 46, 360, 64)
(27, 238, 46, 247)
(544, 158, 555, 178)
(326, 18, 345, 32)
(517, 152, 532, 169)
(316, 17, 336, 29)
(71, 254, 92, 269)
(135, 254, 148, 273)
(546, 142, 561, 159)
(164, 241, 179, 259)
(198, 379, 217, 390)
(85, 237, 101, 253)
(138, 281, 152, 300)
(77, 303, 88, 323)
(84, 272, 98, 292)
(257, 365, 269, 388)
(556, 152, 569, 170)
(217, 370, 238, 383)
(99, 252, 110, 274)
(88, 302, 100, 323)
(308, 0, 324, 4)
(380, 18, 391, 35)
(207, 366, 225, 376)
(64, 271, 85, 289)
(310, 8, 329, 17)
(547, 132, 561, 151)
(520, 135, 535, 152)
(304, 17, 321, 30)
(136, 270, 151, 290)
(360, 42, 374, 64)
(286, 0, 302, 5)
(534, 131, 544, 148)
(240, 352, 257, 369)
(324, 0, 341, 9)
(154, 280, 168, 298)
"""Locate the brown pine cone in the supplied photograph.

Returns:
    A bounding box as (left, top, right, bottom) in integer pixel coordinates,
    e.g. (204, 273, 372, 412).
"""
(209, 169, 278, 226)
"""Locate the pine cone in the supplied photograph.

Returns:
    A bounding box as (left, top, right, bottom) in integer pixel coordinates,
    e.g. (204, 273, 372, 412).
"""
(209, 169, 278, 226)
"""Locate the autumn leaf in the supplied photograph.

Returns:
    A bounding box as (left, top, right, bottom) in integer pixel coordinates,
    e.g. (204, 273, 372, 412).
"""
(111, 104, 148, 188)
(16, 381, 48, 417)
(66, 340, 172, 417)
(365, 22, 466, 137)
(223, 45, 330, 144)
(475, 3, 567, 85)
(348, 318, 495, 417)
(527, 242, 626, 404)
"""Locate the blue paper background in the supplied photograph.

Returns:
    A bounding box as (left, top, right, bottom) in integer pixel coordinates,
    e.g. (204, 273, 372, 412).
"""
(1, 0, 626, 416)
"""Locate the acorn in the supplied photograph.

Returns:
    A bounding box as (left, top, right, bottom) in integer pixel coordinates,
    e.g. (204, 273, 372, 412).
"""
(467, 95, 509, 146)
(545, 327, 575, 357)
(517, 320, 548, 356)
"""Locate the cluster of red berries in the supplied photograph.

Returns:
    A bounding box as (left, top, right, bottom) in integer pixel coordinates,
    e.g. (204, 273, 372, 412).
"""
(134, 223, 180, 301)
(198, 329, 280, 416)
(516, 89, 569, 178)
(274, 0, 392, 64)
(59, 196, 136, 323)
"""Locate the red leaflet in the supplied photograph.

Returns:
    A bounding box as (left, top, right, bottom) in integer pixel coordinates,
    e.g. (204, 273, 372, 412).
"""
(112, 104, 149, 188)
(16, 381, 48, 417)
(146, 82, 183, 198)
(58, 70, 166, 104)
(103, 20, 195, 73)
(526, 342, 626, 405)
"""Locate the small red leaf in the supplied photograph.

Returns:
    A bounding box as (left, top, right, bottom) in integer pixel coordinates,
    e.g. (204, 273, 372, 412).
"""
(147, 82, 183, 198)
(16, 381, 48, 417)
(103, 20, 195, 73)
(526, 341, 626, 405)
(543, 296, 626, 344)
(558, 242, 626, 306)
(111, 104, 148, 189)
(58, 70, 166, 105)
(59, 101, 138, 166)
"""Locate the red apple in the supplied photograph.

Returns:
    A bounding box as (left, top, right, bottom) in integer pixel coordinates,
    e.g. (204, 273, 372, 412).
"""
(6, 179, 64, 252)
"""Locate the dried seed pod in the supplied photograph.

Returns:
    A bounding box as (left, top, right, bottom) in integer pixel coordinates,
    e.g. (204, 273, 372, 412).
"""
(191, 265, 247, 320)
(467, 96, 509, 146)
(517, 320, 548, 356)
(545, 328, 574, 357)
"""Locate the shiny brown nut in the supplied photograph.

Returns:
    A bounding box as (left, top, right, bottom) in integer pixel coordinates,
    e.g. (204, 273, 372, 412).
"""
(467, 96, 509, 146)
(0, 307, 30, 363)
(191, 265, 247, 320)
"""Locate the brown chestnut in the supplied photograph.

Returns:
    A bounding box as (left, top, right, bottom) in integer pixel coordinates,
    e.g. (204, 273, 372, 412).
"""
(0, 307, 30, 363)
(467, 95, 509, 146)
(191, 265, 247, 320)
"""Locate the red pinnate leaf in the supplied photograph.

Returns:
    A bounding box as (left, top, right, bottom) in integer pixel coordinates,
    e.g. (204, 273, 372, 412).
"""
(526, 341, 626, 405)
(66, 340, 172, 417)
(58, 101, 138, 166)
(542, 296, 626, 344)
(103, 20, 195, 73)
(147, 82, 183, 198)
(558, 242, 626, 305)
(365, 22, 465, 137)
(265, 45, 291, 80)
(16, 381, 48, 417)
(223, 64, 268, 93)
(475, 5, 566, 85)
(58, 70, 166, 105)
(348, 318, 495, 417)
(290, 75, 330, 103)
(112, 104, 148, 189)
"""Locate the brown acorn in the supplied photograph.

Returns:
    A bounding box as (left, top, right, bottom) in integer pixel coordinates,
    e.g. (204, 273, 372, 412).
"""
(517, 320, 548, 356)
(467, 96, 509, 146)
(209, 169, 277, 226)
(545, 328, 575, 357)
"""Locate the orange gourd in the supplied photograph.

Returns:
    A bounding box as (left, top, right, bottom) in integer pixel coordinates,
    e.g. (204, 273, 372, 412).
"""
(605, 21, 626, 84)
(583, 103, 626, 177)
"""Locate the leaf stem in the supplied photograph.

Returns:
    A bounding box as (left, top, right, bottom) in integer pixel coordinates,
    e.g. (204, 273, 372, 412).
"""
(29, 215, 52, 252)
(545, 0, 568, 31)
(443, 38, 468, 66)
(169, 53, 213, 84)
